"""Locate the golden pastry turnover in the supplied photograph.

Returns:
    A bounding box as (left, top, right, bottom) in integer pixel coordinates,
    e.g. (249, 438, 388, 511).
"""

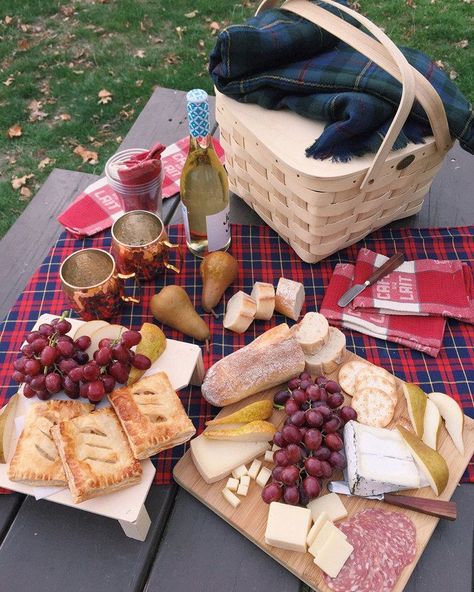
(108, 372, 196, 460)
(8, 400, 94, 487)
(51, 407, 142, 504)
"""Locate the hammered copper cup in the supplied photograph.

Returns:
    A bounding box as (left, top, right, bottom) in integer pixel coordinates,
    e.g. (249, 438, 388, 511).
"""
(111, 210, 182, 281)
(59, 248, 139, 321)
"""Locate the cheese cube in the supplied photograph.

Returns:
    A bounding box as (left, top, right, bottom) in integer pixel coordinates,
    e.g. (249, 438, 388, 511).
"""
(264, 450, 274, 463)
(248, 458, 262, 480)
(240, 475, 251, 488)
(265, 502, 312, 553)
(256, 466, 272, 487)
(232, 464, 248, 480)
(237, 483, 249, 496)
(307, 493, 348, 523)
(306, 511, 330, 547)
(222, 488, 240, 508)
(314, 533, 354, 578)
(226, 477, 239, 492)
(308, 521, 346, 558)
(271, 444, 281, 452)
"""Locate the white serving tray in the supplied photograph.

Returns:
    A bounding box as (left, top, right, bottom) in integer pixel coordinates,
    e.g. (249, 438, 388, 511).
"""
(0, 314, 204, 540)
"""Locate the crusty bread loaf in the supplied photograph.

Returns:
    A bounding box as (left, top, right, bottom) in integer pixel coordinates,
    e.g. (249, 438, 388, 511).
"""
(293, 312, 329, 355)
(304, 327, 346, 376)
(250, 282, 275, 320)
(274, 277, 305, 321)
(250, 323, 290, 348)
(201, 332, 305, 407)
(223, 291, 256, 334)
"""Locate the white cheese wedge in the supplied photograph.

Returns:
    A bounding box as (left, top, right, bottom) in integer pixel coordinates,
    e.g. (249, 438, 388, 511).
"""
(190, 434, 270, 484)
(240, 475, 251, 487)
(264, 450, 274, 463)
(307, 493, 348, 523)
(308, 521, 347, 558)
(222, 488, 241, 508)
(306, 511, 330, 547)
(237, 483, 249, 496)
(226, 477, 239, 492)
(248, 458, 262, 480)
(232, 464, 249, 480)
(314, 532, 354, 578)
(256, 466, 272, 488)
(344, 420, 420, 496)
(265, 502, 312, 553)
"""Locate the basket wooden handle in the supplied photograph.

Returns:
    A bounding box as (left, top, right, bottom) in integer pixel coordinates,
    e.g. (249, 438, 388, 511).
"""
(255, 0, 451, 189)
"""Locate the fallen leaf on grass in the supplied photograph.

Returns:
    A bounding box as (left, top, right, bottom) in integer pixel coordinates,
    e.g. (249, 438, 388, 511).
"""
(4, 16, 13, 25)
(57, 113, 72, 121)
(38, 157, 54, 169)
(60, 6, 75, 17)
(20, 24, 29, 33)
(97, 89, 112, 104)
(449, 69, 458, 80)
(28, 100, 48, 122)
(7, 124, 22, 138)
(134, 49, 145, 58)
(209, 22, 220, 34)
(455, 39, 469, 49)
(175, 26, 186, 40)
(185, 10, 198, 18)
(434, 59, 445, 70)
(73, 145, 99, 164)
(198, 39, 205, 50)
(17, 39, 30, 51)
(405, 0, 416, 7)
(11, 173, 34, 190)
(135, 79, 143, 87)
(164, 53, 180, 65)
(20, 187, 32, 200)
(3, 75, 15, 87)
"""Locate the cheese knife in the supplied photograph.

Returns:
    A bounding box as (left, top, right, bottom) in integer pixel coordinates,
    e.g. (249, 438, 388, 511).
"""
(328, 481, 457, 520)
(337, 252, 405, 308)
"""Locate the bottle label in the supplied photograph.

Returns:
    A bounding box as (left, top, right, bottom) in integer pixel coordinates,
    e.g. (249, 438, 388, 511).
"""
(181, 202, 191, 242)
(206, 205, 230, 251)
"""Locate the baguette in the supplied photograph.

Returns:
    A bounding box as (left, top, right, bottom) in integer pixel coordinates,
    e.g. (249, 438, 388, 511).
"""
(223, 291, 256, 334)
(250, 282, 275, 320)
(274, 278, 305, 321)
(304, 327, 346, 376)
(293, 312, 329, 355)
(201, 333, 305, 407)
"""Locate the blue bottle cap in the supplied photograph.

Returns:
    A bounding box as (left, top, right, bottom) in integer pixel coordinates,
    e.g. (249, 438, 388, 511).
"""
(186, 89, 210, 138)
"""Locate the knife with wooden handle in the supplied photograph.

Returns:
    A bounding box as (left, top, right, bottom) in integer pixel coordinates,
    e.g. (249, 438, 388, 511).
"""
(337, 252, 405, 308)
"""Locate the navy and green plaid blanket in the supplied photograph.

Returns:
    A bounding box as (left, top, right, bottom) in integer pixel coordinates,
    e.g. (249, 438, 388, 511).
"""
(209, 0, 474, 162)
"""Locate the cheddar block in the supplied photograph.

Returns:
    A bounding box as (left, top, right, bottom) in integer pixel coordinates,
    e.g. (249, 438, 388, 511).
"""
(226, 477, 239, 492)
(264, 450, 274, 463)
(265, 502, 312, 553)
(307, 493, 348, 523)
(240, 475, 251, 488)
(256, 466, 272, 488)
(248, 458, 262, 480)
(306, 511, 330, 547)
(222, 488, 240, 508)
(237, 483, 249, 496)
(314, 533, 354, 578)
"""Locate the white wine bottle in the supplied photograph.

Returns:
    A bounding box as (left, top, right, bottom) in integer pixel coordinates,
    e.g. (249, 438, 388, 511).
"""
(180, 89, 231, 257)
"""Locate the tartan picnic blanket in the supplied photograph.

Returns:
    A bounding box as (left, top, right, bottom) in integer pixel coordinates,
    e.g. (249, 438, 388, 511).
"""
(0, 224, 473, 486)
(210, 0, 474, 161)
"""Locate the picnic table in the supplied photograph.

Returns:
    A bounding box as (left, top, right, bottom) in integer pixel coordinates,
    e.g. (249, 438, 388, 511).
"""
(0, 86, 472, 592)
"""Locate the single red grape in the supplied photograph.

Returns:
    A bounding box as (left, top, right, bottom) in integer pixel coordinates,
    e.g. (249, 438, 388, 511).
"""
(273, 449, 290, 467)
(304, 457, 324, 477)
(26, 331, 41, 344)
(286, 443, 303, 464)
(325, 380, 341, 394)
(304, 428, 323, 451)
(30, 374, 46, 391)
(112, 344, 131, 363)
(261, 482, 283, 504)
(290, 410, 306, 427)
(288, 378, 300, 390)
(56, 340, 74, 358)
(324, 417, 342, 434)
(316, 376, 328, 386)
(98, 338, 112, 349)
(132, 354, 151, 371)
(12, 371, 25, 383)
(73, 350, 89, 365)
(327, 392, 344, 409)
(101, 374, 116, 393)
(39, 323, 54, 337)
(45, 373, 62, 394)
(339, 406, 357, 423)
(284, 398, 300, 416)
(121, 330, 142, 348)
(273, 389, 291, 406)
(313, 446, 331, 461)
(87, 380, 105, 402)
(272, 431, 286, 448)
(272, 466, 285, 482)
(320, 460, 333, 479)
(282, 424, 302, 445)
(300, 379, 312, 391)
(306, 409, 323, 428)
(108, 361, 129, 384)
(283, 485, 300, 505)
(56, 319, 72, 335)
(325, 433, 344, 451)
(292, 389, 306, 406)
(281, 465, 300, 486)
(329, 451, 347, 470)
(13, 357, 27, 373)
(23, 384, 36, 398)
(40, 345, 58, 366)
(302, 476, 321, 501)
(299, 372, 312, 382)
(36, 390, 51, 401)
(75, 335, 92, 351)
(306, 384, 321, 401)
(21, 344, 34, 358)
(31, 338, 48, 354)
(95, 347, 113, 366)
(82, 362, 100, 382)
(24, 358, 41, 377)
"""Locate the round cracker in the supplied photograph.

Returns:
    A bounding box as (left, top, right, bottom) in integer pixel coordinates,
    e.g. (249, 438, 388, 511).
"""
(338, 360, 371, 396)
(354, 372, 398, 404)
(351, 387, 396, 427)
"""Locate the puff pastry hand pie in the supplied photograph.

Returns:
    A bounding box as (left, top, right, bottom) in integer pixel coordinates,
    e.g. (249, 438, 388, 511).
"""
(8, 400, 94, 487)
(51, 407, 142, 504)
(108, 372, 196, 460)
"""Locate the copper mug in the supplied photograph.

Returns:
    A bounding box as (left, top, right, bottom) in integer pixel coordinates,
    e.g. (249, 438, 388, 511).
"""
(59, 248, 139, 321)
(111, 210, 182, 281)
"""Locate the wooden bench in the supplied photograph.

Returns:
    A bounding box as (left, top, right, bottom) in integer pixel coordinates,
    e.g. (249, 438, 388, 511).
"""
(0, 86, 472, 592)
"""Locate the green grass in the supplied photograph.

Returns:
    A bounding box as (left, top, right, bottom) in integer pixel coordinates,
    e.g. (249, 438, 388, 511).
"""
(0, 0, 472, 238)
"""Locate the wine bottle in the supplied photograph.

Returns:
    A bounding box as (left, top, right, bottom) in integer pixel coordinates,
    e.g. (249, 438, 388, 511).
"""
(180, 89, 231, 257)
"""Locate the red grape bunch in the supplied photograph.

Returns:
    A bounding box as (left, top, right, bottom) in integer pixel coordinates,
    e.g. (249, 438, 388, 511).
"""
(261, 372, 357, 507)
(12, 316, 151, 403)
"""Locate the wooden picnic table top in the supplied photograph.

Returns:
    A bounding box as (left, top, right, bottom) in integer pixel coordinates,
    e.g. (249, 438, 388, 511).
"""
(0, 86, 472, 592)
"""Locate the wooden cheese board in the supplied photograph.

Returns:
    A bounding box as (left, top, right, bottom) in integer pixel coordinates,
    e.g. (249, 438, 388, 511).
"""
(173, 349, 474, 592)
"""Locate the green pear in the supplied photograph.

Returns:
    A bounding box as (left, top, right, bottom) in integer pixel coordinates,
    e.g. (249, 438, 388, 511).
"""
(200, 251, 238, 313)
(428, 391, 464, 454)
(402, 383, 427, 438)
(422, 398, 442, 450)
(151, 286, 210, 342)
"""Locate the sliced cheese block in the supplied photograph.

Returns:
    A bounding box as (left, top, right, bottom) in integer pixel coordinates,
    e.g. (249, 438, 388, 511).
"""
(306, 511, 330, 547)
(314, 533, 354, 578)
(304, 327, 346, 376)
(190, 434, 269, 484)
(308, 520, 346, 557)
(256, 466, 272, 487)
(274, 278, 305, 321)
(264, 450, 274, 462)
(344, 420, 420, 496)
(240, 475, 251, 487)
(293, 312, 329, 355)
(265, 502, 312, 553)
(250, 282, 275, 320)
(248, 458, 262, 480)
(222, 488, 240, 508)
(237, 483, 249, 496)
(307, 493, 347, 523)
(223, 291, 257, 334)
(226, 477, 239, 492)
(232, 464, 249, 480)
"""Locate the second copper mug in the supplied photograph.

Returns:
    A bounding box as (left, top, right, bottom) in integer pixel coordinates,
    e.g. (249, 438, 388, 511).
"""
(59, 248, 139, 321)
(111, 210, 182, 281)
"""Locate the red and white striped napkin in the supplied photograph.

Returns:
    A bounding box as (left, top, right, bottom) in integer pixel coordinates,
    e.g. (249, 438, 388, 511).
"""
(320, 263, 447, 357)
(352, 248, 474, 324)
(57, 137, 225, 238)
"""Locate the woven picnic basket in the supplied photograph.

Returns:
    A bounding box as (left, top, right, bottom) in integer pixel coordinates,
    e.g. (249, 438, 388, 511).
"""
(216, 0, 453, 263)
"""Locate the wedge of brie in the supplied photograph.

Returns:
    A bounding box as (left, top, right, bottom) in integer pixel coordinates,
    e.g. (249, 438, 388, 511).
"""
(344, 421, 420, 496)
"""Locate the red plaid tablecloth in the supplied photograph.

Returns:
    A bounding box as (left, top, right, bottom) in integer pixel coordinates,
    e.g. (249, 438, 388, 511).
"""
(0, 224, 473, 485)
